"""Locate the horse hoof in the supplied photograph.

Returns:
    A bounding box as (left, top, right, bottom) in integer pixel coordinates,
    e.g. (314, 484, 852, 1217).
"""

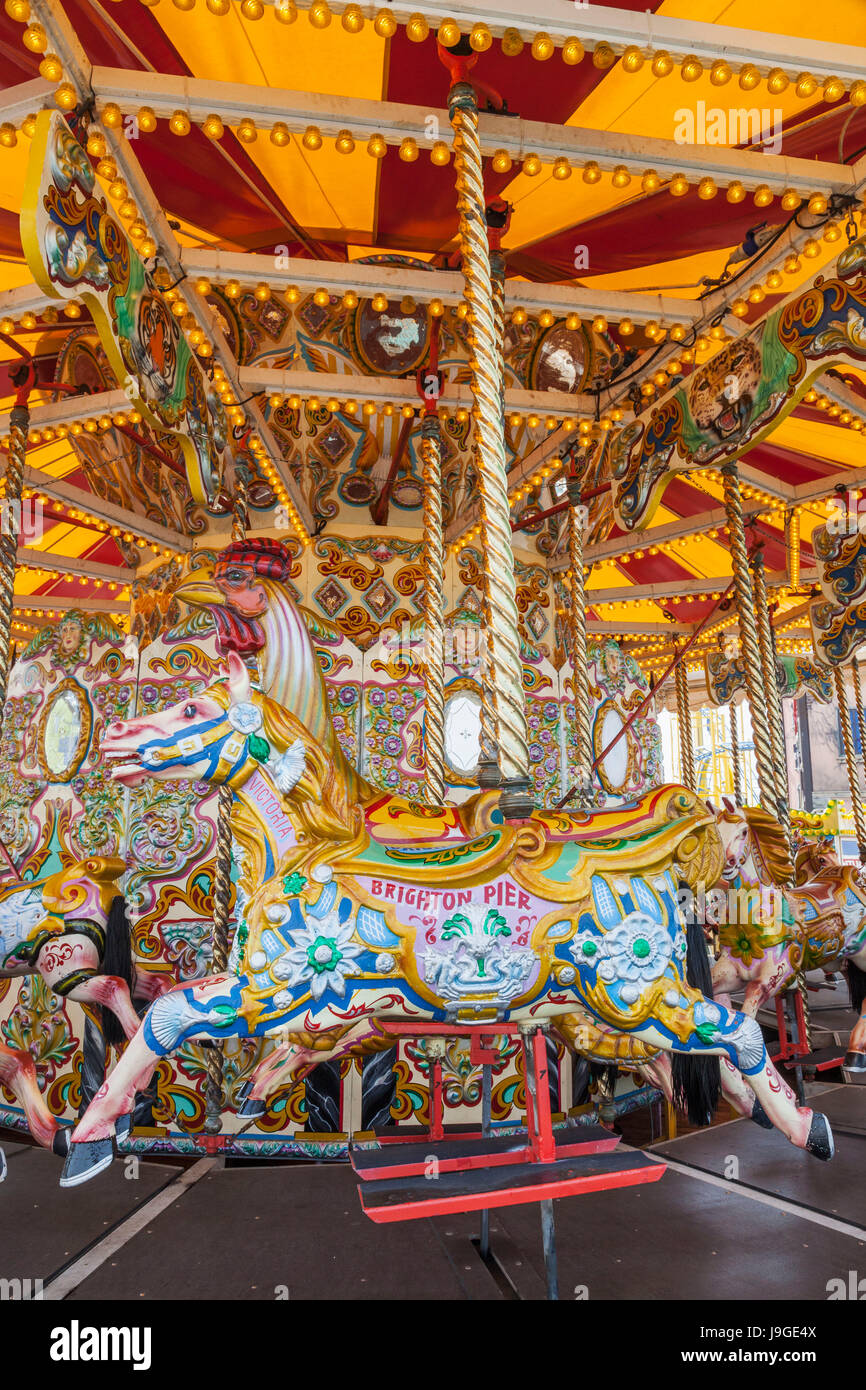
(751, 1098, 774, 1130)
(240, 1096, 267, 1120)
(0, 1148, 6, 1183)
(805, 1112, 835, 1162)
(115, 1114, 132, 1144)
(59, 1138, 114, 1188)
(235, 1080, 253, 1102)
(52, 1127, 71, 1158)
(842, 1052, 866, 1085)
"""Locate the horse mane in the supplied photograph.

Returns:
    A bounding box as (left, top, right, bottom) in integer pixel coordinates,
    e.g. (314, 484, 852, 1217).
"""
(741, 806, 795, 886)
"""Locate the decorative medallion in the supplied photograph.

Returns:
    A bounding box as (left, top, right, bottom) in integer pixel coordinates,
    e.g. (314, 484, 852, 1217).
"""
(314, 578, 350, 618)
(364, 579, 398, 620)
(36, 679, 92, 783)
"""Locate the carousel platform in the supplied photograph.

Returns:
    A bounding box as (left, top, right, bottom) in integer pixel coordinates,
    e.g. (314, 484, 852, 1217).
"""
(1, 1084, 864, 1302)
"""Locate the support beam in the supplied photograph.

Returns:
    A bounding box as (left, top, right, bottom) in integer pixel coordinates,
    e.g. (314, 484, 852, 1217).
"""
(23, 465, 193, 553)
(584, 568, 815, 606)
(0, 78, 53, 128)
(12, 592, 128, 615)
(184, 249, 717, 329)
(240, 365, 589, 417)
(16, 547, 134, 584)
(2, 389, 129, 430)
(89, 67, 859, 199)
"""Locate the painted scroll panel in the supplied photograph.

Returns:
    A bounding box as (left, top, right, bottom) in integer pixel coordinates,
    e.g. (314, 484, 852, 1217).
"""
(20, 111, 228, 505)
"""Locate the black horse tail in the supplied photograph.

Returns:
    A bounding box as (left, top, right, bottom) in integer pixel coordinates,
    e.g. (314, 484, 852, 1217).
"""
(671, 915, 722, 1127)
(848, 957, 866, 1016)
(100, 895, 134, 1047)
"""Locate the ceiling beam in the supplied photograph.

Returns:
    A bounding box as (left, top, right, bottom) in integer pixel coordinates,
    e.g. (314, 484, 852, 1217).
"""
(241, 365, 591, 417)
(0, 77, 53, 128)
(184, 249, 720, 328)
(90, 67, 858, 200)
(1, 389, 128, 430)
(23, 464, 193, 553)
(16, 546, 134, 583)
(12, 592, 127, 615)
(583, 568, 814, 606)
(284, 2, 866, 85)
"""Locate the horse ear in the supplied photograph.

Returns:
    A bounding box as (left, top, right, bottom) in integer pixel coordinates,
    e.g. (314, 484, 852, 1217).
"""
(227, 650, 251, 704)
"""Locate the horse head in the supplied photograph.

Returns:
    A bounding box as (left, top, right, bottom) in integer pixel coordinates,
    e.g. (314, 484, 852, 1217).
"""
(103, 652, 360, 842)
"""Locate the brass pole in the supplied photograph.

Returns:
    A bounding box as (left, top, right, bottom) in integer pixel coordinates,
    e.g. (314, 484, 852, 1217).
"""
(751, 549, 790, 841)
(835, 664, 866, 864)
(0, 403, 27, 709)
(566, 484, 593, 804)
(420, 415, 446, 806)
(850, 656, 866, 822)
(729, 701, 743, 806)
(721, 463, 779, 821)
(204, 466, 249, 1135)
(448, 79, 531, 818)
(474, 239, 506, 789)
(674, 645, 696, 791)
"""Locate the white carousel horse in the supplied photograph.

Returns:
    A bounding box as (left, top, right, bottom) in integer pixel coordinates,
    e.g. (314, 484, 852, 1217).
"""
(57, 649, 833, 1185)
(0, 857, 140, 1161)
(709, 800, 866, 1082)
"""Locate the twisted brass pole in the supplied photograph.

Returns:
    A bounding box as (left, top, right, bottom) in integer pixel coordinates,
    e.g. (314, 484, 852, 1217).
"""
(751, 550, 790, 841)
(721, 464, 779, 822)
(835, 664, 866, 863)
(0, 404, 27, 709)
(448, 80, 531, 818)
(674, 645, 696, 791)
(567, 489, 593, 803)
(420, 415, 446, 806)
(729, 702, 743, 806)
(850, 658, 866, 840)
(474, 243, 506, 789)
(204, 467, 248, 1135)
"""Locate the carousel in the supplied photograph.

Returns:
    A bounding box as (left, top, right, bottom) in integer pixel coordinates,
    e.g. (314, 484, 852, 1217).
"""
(1, 0, 866, 1306)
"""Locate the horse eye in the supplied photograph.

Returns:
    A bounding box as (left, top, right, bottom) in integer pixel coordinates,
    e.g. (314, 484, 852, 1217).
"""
(184, 704, 196, 718)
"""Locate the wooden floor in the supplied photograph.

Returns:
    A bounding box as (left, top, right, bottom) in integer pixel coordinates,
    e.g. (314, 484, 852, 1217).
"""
(1, 1082, 863, 1301)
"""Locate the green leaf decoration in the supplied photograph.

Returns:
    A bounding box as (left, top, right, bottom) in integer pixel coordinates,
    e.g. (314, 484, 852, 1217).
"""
(248, 733, 270, 763)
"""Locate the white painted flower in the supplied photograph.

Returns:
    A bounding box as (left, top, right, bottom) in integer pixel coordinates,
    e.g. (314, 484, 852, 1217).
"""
(271, 907, 363, 1000)
(228, 701, 264, 735)
(586, 912, 673, 989)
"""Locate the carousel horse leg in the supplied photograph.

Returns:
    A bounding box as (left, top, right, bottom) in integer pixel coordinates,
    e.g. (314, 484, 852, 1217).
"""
(0, 1035, 69, 1155)
(240, 1020, 392, 1120)
(132, 964, 173, 1003)
(61, 972, 243, 1187)
(640, 986, 832, 1158)
(712, 991, 775, 1128)
(36, 934, 141, 1041)
(843, 953, 866, 1083)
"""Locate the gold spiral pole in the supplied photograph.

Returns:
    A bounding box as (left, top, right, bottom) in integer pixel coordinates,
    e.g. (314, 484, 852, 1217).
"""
(729, 702, 743, 806)
(475, 242, 506, 789)
(751, 549, 790, 842)
(420, 415, 446, 806)
(0, 404, 27, 710)
(721, 464, 779, 822)
(850, 657, 866, 856)
(204, 465, 249, 1135)
(674, 645, 696, 791)
(448, 81, 531, 818)
(835, 664, 866, 864)
(567, 489, 593, 802)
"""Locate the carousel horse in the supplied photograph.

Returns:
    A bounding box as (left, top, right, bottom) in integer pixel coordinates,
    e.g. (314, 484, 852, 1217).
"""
(0, 856, 139, 1160)
(58, 646, 834, 1185)
(709, 801, 866, 1083)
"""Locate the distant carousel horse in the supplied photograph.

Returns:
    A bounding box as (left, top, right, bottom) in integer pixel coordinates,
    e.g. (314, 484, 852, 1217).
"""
(709, 800, 866, 1083)
(0, 856, 141, 1169)
(58, 647, 834, 1185)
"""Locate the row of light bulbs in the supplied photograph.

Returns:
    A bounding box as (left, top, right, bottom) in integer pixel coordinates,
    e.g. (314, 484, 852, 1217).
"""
(84, 0, 866, 106)
(81, 103, 846, 217)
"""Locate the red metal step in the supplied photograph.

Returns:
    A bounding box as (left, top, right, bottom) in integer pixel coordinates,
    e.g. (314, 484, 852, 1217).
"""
(351, 1122, 620, 1181)
(357, 1147, 666, 1223)
(783, 1046, 845, 1072)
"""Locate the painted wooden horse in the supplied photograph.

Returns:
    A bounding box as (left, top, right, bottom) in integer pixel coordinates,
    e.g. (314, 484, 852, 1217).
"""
(0, 856, 139, 1160)
(710, 802, 866, 1083)
(58, 651, 834, 1184)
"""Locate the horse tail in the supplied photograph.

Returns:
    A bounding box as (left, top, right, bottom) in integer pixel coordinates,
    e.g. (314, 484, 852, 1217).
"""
(848, 957, 866, 1015)
(100, 896, 134, 1047)
(671, 914, 722, 1127)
